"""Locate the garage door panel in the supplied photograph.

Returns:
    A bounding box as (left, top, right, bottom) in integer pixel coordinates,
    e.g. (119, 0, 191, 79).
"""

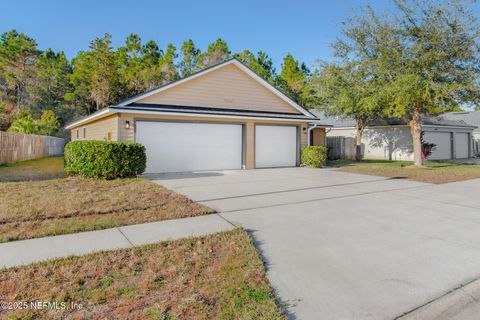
(255, 125, 297, 168)
(136, 122, 242, 173)
(425, 132, 452, 160)
(455, 133, 469, 159)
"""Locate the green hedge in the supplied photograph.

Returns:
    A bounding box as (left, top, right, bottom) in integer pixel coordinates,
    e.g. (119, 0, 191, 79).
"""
(64, 141, 146, 179)
(301, 146, 328, 168)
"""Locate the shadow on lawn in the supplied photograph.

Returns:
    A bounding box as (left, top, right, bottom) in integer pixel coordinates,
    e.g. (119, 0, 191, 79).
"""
(326, 159, 397, 168)
(0, 172, 66, 182)
(0, 156, 66, 182)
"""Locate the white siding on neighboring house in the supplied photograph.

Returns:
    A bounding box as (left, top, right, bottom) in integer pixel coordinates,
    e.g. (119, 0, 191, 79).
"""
(328, 126, 413, 160)
(329, 126, 474, 161)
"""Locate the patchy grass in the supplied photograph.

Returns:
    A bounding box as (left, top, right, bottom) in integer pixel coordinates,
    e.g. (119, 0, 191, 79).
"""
(0, 176, 213, 243)
(329, 159, 480, 184)
(0, 156, 65, 182)
(0, 229, 285, 320)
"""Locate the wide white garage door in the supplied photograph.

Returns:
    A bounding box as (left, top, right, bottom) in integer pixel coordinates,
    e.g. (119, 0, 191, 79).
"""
(136, 121, 242, 173)
(455, 133, 469, 159)
(255, 125, 297, 168)
(425, 131, 452, 160)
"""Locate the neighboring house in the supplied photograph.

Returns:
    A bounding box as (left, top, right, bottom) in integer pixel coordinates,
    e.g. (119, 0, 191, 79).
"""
(66, 58, 330, 173)
(313, 111, 477, 161)
(442, 111, 480, 156)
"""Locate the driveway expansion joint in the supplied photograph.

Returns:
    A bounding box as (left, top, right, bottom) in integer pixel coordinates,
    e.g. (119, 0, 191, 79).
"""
(216, 213, 238, 228)
(116, 227, 135, 247)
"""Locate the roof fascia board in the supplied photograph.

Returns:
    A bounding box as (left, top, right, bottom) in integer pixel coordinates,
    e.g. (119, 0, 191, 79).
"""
(65, 108, 112, 129)
(422, 124, 477, 130)
(331, 124, 476, 130)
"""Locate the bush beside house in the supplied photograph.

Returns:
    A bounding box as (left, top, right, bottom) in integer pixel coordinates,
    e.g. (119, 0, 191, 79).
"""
(301, 146, 328, 168)
(64, 141, 146, 179)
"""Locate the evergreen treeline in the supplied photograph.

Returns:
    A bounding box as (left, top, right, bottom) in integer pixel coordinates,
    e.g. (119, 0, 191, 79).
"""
(0, 31, 314, 136)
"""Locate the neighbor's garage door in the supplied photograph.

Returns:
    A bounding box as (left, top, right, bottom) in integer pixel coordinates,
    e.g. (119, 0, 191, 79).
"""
(136, 121, 242, 173)
(255, 125, 297, 168)
(455, 133, 470, 159)
(425, 131, 452, 160)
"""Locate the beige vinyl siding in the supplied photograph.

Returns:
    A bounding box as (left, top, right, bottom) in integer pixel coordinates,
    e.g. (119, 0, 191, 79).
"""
(136, 64, 301, 114)
(118, 113, 307, 169)
(70, 115, 119, 141)
(312, 128, 326, 146)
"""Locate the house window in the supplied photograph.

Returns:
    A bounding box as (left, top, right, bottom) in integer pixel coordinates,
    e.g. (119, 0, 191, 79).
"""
(83, 128, 86, 139)
(107, 132, 112, 141)
(76, 130, 79, 140)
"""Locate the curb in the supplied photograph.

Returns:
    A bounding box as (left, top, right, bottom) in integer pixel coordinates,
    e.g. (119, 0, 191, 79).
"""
(396, 277, 480, 320)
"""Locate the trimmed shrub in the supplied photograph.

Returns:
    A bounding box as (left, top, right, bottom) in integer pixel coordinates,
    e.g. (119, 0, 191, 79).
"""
(64, 141, 146, 179)
(301, 146, 328, 168)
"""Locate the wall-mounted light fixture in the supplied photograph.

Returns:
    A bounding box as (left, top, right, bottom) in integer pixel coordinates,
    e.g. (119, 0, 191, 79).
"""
(302, 127, 307, 134)
(125, 120, 130, 129)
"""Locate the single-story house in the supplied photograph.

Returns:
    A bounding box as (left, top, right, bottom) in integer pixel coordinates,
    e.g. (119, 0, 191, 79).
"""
(313, 111, 477, 161)
(66, 58, 330, 173)
(442, 111, 480, 156)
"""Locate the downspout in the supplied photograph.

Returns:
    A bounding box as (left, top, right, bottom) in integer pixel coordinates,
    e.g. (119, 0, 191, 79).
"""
(307, 124, 319, 146)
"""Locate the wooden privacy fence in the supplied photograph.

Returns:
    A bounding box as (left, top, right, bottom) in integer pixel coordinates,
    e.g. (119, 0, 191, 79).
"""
(327, 136, 356, 160)
(0, 132, 66, 164)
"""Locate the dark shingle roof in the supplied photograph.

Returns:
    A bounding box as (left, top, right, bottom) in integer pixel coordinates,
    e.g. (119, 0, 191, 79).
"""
(311, 110, 477, 129)
(114, 103, 317, 121)
(441, 111, 480, 132)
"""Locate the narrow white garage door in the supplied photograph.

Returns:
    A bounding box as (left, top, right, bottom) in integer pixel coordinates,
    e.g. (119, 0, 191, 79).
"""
(136, 121, 242, 173)
(255, 125, 297, 168)
(425, 131, 452, 160)
(455, 133, 469, 159)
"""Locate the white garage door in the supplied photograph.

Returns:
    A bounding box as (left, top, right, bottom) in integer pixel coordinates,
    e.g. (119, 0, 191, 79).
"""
(455, 133, 469, 159)
(136, 121, 242, 173)
(255, 125, 297, 168)
(425, 131, 452, 160)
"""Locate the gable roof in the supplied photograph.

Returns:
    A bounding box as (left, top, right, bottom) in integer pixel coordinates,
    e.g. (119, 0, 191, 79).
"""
(311, 110, 477, 129)
(116, 58, 315, 118)
(442, 111, 480, 132)
(66, 58, 322, 129)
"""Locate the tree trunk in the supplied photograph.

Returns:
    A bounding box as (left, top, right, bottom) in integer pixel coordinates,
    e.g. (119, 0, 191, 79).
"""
(409, 105, 423, 167)
(355, 125, 364, 161)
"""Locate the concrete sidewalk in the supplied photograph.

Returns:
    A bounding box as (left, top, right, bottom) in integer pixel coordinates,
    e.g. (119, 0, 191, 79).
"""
(0, 214, 234, 269)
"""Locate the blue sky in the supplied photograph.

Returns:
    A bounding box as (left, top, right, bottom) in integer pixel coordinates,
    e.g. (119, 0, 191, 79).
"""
(0, 0, 469, 70)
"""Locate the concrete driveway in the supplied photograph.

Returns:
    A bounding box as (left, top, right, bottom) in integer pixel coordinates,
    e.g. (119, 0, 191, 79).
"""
(150, 168, 480, 320)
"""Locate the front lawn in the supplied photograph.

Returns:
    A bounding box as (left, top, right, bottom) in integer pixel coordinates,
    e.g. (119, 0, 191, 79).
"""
(0, 229, 285, 319)
(0, 176, 213, 243)
(0, 156, 65, 182)
(329, 159, 480, 184)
